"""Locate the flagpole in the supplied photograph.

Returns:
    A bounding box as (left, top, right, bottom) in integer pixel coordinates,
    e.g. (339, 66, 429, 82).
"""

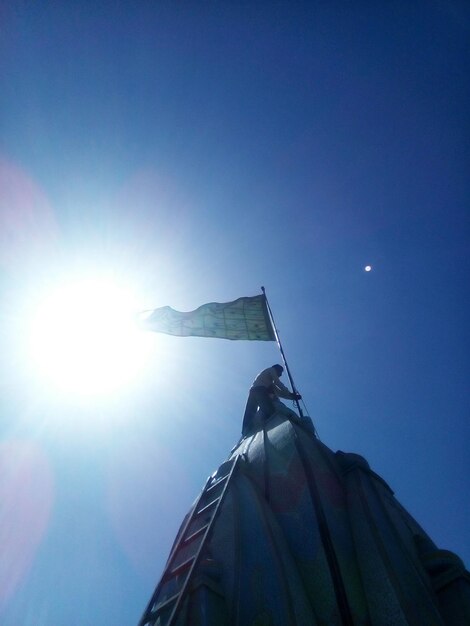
(261, 286, 304, 419)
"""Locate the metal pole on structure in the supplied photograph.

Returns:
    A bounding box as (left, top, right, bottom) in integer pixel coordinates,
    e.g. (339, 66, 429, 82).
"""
(261, 286, 304, 419)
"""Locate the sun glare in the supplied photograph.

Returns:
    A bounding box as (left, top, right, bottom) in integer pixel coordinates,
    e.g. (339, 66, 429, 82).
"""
(28, 277, 152, 397)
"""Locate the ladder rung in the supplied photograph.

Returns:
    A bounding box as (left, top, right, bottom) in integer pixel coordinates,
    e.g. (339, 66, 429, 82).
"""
(170, 555, 195, 578)
(182, 523, 209, 545)
(161, 561, 190, 585)
(205, 475, 228, 493)
(151, 591, 179, 615)
(196, 498, 219, 516)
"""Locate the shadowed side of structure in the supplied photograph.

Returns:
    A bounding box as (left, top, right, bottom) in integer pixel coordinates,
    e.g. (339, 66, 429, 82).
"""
(139, 413, 470, 626)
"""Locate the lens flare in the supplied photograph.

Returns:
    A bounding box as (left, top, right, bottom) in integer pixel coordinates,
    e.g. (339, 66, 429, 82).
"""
(0, 440, 54, 609)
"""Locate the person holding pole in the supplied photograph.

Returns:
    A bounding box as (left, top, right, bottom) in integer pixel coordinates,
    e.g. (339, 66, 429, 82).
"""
(242, 364, 301, 436)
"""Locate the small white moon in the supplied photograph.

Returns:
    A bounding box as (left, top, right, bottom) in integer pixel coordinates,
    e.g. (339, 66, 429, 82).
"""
(365, 265, 372, 272)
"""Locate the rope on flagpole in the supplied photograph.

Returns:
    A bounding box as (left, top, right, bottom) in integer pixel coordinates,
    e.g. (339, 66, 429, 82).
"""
(261, 286, 304, 419)
(300, 397, 320, 439)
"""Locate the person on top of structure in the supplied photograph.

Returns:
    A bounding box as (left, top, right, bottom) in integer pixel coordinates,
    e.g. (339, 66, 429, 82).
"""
(242, 364, 301, 436)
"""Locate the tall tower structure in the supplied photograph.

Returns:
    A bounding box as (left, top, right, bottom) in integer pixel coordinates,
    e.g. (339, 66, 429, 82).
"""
(138, 413, 470, 626)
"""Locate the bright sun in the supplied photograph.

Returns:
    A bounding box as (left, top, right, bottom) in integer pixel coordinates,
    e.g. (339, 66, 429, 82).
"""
(28, 277, 152, 397)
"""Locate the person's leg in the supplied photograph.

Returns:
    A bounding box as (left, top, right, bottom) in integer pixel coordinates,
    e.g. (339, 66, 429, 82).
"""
(271, 397, 298, 420)
(256, 388, 275, 423)
(241, 390, 258, 436)
(271, 398, 316, 434)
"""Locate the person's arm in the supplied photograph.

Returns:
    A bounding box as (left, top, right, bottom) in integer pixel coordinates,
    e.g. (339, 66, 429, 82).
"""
(272, 372, 295, 399)
(272, 370, 302, 401)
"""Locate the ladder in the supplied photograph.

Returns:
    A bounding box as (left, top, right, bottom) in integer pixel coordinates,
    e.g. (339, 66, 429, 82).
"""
(138, 454, 241, 626)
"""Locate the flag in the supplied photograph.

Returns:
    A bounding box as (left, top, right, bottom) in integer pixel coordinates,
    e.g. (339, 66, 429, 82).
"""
(140, 294, 275, 341)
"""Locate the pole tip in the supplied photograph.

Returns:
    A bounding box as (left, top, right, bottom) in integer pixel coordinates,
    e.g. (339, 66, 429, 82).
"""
(261, 285, 265, 293)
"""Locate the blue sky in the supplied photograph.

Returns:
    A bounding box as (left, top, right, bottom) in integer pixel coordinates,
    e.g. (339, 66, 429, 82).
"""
(0, 2, 469, 624)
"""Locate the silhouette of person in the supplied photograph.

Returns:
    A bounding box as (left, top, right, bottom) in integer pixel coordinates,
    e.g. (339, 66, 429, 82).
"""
(241, 364, 300, 436)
